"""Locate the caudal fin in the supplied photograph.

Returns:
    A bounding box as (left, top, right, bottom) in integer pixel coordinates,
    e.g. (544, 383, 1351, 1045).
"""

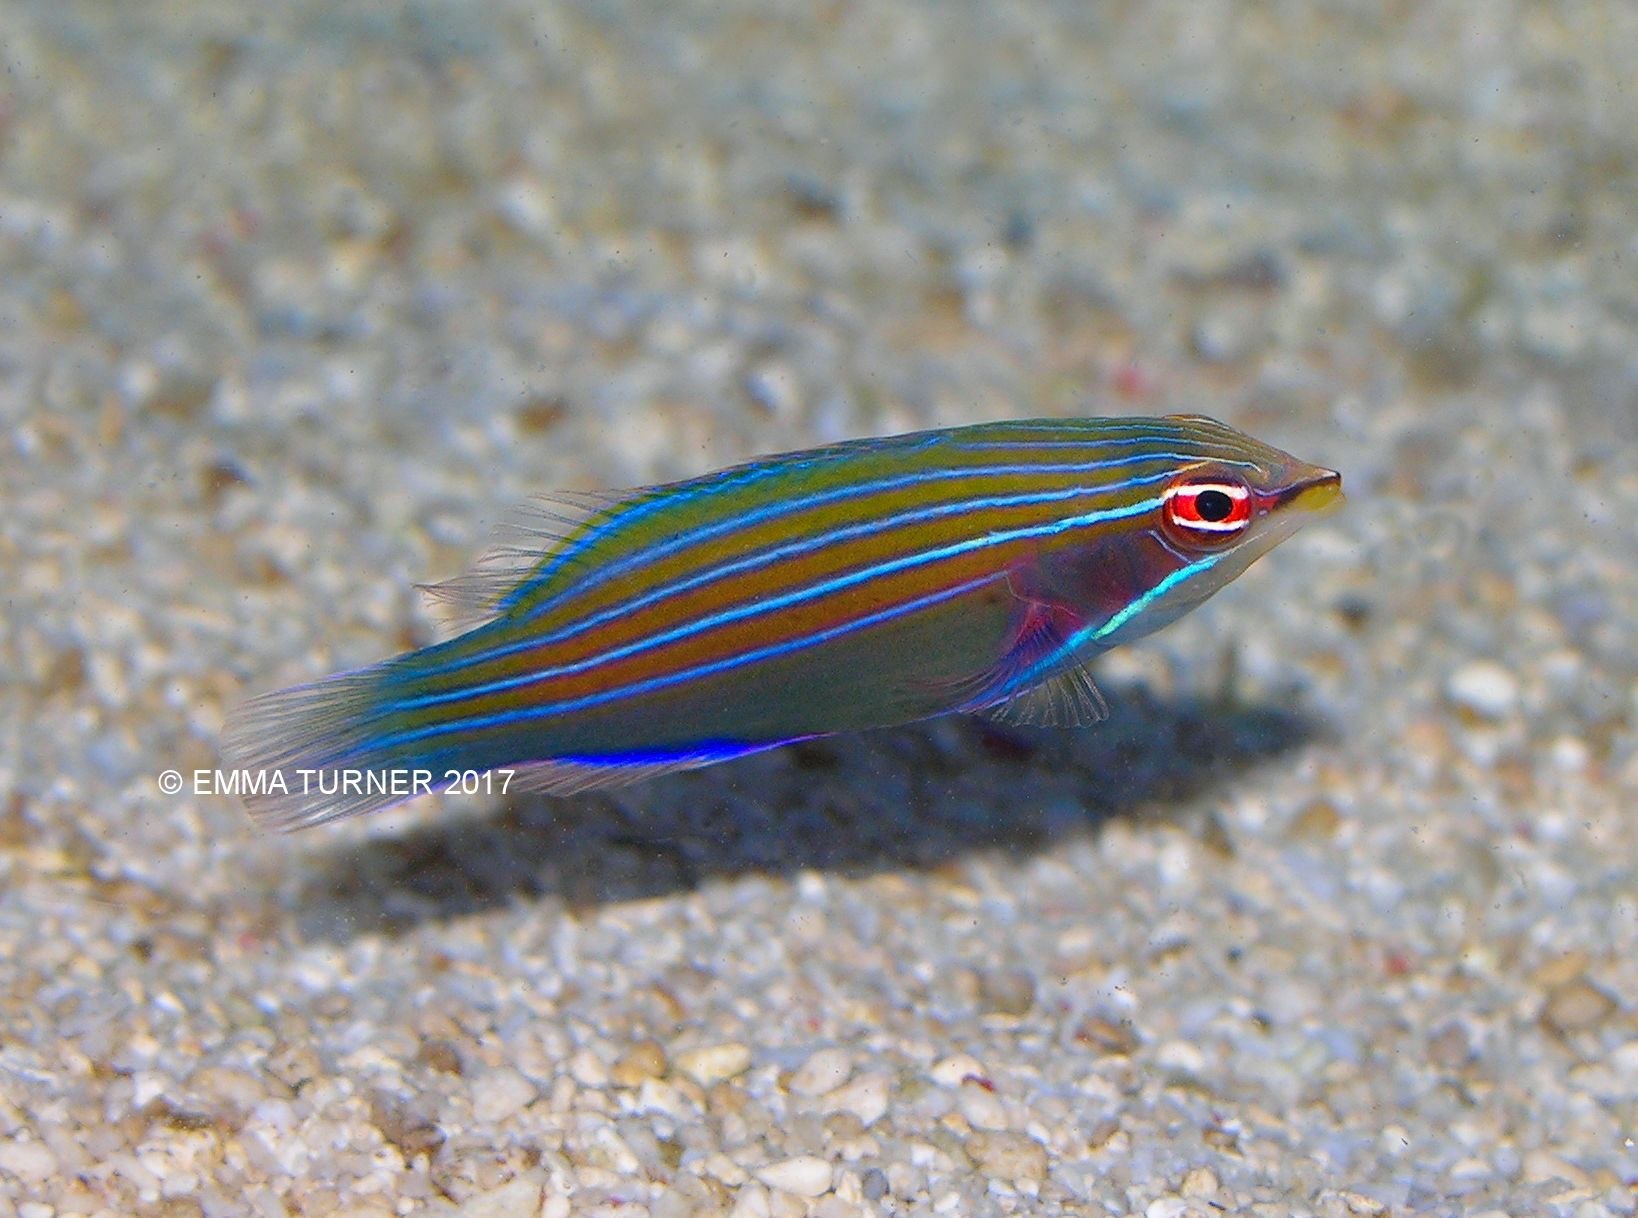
(220, 664, 418, 832)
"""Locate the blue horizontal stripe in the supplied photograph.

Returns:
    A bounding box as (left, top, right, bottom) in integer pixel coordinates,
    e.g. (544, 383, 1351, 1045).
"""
(1088, 551, 1227, 643)
(502, 437, 1253, 622)
(547, 739, 804, 767)
(406, 492, 1165, 716)
(982, 553, 1229, 704)
(373, 571, 1003, 751)
(411, 467, 1187, 697)
(428, 447, 1235, 681)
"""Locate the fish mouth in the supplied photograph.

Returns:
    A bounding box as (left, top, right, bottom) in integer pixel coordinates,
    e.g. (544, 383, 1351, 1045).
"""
(1276, 465, 1344, 517)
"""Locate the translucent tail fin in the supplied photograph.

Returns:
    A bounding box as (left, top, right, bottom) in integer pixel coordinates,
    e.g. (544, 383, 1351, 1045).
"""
(220, 665, 417, 832)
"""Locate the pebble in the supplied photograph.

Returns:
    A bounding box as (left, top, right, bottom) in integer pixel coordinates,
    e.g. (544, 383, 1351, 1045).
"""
(569, 1047, 611, 1089)
(977, 968, 1036, 1017)
(1179, 1167, 1219, 1198)
(1339, 1192, 1389, 1216)
(1286, 799, 1343, 842)
(744, 362, 802, 418)
(964, 1131, 1047, 1183)
(370, 1091, 445, 1158)
(1427, 1022, 1474, 1070)
(1523, 1151, 1590, 1188)
(730, 1185, 771, 1218)
(956, 1081, 1010, 1131)
(1143, 1197, 1194, 1218)
(756, 1156, 835, 1198)
(819, 1073, 897, 1132)
(419, 1034, 465, 1073)
(457, 1176, 545, 1218)
(790, 1048, 853, 1097)
(676, 1043, 753, 1086)
(613, 1040, 670, 1087)
(929, 1055, 987, 1087)
(471, 1069, 539, 1123)
(495, 176, 558, 240)
(1190, 310, 1256, 363)
(650, 1194, 694, 1218)
(0, 1141, 59, 1185)
(813, 1197, 867, 1218)
(859, 1168, 890, 1201)
(1445, 660, 1521, 721)
(1604, 1041, 1638, 1097)
(1155, 1040, 1208, 1078)
(1541, 979, 1618, 1036)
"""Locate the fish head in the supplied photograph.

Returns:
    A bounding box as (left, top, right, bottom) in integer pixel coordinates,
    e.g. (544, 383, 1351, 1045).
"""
(1081, 414, 1342, 648)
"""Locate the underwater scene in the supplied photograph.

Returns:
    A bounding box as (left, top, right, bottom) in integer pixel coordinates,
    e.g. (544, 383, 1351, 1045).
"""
(1, 2, 1634, 1215)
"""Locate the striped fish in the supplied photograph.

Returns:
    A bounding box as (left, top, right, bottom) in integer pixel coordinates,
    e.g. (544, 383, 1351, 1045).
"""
(224, 414, 1341, 830)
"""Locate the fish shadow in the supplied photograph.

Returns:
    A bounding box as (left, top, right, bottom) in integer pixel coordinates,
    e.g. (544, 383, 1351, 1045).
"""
(291, 682, 1322, 941)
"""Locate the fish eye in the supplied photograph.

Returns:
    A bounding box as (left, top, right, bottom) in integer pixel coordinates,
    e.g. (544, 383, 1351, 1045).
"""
(1162, 476, 1253, 545)
(1194, 488, 1234, 521)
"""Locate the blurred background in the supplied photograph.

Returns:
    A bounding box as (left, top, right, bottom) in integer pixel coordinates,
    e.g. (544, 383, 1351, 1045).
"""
(1, 2, 1634, 1215)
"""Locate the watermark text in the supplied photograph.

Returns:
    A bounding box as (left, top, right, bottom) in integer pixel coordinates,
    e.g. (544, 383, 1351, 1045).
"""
(157, 768, 515, 798)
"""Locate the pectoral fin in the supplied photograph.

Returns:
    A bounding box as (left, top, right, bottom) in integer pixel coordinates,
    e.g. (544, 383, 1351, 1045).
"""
(979, 656, 1108, 727)
(953, 575, 1108, 728)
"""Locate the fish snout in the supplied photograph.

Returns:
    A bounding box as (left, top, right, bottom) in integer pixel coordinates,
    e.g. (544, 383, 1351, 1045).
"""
(1274, 463, 1343, 517)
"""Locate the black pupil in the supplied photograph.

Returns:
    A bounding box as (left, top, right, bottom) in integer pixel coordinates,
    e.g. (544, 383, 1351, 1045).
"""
(1194, 489, 1234, 522)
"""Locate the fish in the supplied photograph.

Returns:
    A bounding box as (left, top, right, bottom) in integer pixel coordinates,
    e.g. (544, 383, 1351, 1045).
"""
(222, 414, 1341, 830)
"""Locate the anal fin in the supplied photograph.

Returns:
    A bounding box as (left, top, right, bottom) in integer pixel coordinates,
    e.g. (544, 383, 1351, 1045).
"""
(503, 738, 805, 796)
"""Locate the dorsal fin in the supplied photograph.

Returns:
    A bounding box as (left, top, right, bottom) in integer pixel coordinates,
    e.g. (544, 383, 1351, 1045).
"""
(418, 434, 931, 637)
(418, 489, 631, 633)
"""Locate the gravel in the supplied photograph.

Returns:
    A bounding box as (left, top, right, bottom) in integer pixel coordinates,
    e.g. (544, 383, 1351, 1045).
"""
(1, 1, 1635, 1216)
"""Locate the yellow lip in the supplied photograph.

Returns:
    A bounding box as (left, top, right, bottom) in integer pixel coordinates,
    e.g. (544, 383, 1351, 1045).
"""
(1282, 466, 1344, 517)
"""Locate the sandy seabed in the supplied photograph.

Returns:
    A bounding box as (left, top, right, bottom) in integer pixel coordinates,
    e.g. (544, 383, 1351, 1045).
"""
(1, 2, 1634, 1215)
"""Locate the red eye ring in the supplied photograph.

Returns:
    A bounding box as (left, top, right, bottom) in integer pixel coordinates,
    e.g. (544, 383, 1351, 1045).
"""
(1162, 477, 1253, 544)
